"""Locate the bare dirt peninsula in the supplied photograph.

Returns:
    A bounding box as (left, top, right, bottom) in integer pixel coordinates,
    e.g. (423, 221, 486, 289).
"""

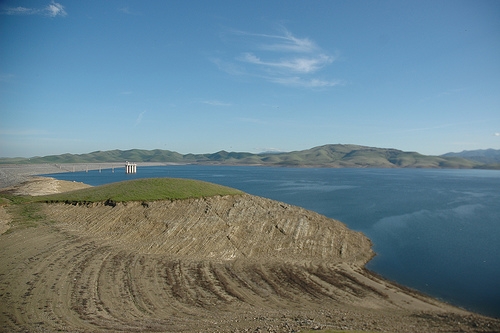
(7, 177, 91, 196)
(0, 162, 170, 189)
(1, 178, 499, 332)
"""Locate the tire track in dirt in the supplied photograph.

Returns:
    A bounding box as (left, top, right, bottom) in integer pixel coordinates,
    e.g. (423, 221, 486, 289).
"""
(1, 194, 499, 332)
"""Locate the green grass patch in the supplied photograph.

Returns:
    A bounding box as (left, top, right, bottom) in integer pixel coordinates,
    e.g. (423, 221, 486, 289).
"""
(0, 196, 12, 205)
(5, 202, 46, 232)
(0, 193, 32, 205)
(36, 178, 243, 203)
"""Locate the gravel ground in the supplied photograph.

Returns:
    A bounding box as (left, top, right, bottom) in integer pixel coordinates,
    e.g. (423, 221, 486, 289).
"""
(2, 187, 500, 332)
(1, 167, 500, 332)
(0, 164, 66, 188)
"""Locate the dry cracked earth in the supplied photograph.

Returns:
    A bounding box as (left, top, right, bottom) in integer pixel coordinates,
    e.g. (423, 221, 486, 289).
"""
(1, 178, 499, 333)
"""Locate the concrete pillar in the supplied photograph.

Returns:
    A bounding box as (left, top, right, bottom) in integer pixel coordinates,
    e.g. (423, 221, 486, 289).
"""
(125, 162, 137, 174)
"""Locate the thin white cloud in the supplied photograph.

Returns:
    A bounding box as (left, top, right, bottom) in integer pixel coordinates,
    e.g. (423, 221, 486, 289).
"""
(494, 132, 500, 137)
(237, 117, 266, 124)
(270, 76, 342, 88)
(239, 53, 333, 74)
(218, 27, 339, 88)
(211, 58, 246, 76)
(118, 6, 140, 15)
(231, 28, 318, 53)
(202, 100, 232, 107)
(119, 7, 132, 14)
(46, 1, 66, 17)
(3, 6, 36, 15)
(2, 1, 66, 17)
(135, 111, 146, 126)
(0, 128, 50, 136)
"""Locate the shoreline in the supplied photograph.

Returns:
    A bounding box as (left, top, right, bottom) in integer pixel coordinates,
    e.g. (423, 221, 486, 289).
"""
(1, 168, 499, 331)
(0, 162, 175, 189)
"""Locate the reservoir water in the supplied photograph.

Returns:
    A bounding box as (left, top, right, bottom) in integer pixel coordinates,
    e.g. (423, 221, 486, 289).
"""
(44, 166, 500, 318)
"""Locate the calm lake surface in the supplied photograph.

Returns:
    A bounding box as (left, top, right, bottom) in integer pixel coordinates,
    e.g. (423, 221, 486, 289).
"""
(45, 166, 500, 318)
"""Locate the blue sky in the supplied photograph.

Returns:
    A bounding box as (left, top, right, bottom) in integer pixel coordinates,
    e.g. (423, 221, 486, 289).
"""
(1, 0, 499, 157)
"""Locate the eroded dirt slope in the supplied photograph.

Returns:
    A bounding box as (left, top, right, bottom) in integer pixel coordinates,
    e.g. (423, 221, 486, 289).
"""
(43, 195, 373, 264)
(1, 194, 499, 333)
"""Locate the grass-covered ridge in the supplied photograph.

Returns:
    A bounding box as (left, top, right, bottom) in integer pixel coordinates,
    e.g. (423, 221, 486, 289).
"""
(2, 144, 498, 169)
(37, 178, 243, 203)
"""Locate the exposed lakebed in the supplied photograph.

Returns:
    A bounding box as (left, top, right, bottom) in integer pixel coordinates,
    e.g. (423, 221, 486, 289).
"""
(45, 165, 500, 318)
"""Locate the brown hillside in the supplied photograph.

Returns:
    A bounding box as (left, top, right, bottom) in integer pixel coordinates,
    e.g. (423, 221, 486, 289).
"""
(42, 195, 373, 264)
(1, 182, 499, 332)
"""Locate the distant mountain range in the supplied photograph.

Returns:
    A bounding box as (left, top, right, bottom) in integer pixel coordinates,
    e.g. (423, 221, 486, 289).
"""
(441, 149, 500, 165)
(1, 144, 499, 169)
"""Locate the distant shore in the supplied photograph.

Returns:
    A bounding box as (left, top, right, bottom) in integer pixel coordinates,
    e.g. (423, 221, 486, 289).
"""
(0, 162, 172, 189)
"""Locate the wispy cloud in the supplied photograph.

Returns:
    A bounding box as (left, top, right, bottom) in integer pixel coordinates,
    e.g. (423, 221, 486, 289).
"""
(2, 1, 67, 17)
(202, 100, 232, 107)
(216, 27, 339, 88)
(236, 117, 266, 124)
(46, 1, 66, 17)
(0, 128, 50, 136)
(3, 6, 35, 15)
(135, 111, 146, 126)
(239, 52, 333, 74)
(494, 132, 500, 137)
(118, 6, 140, 15)
(231, 28, 318, 53)
(270, 76, 342, 88)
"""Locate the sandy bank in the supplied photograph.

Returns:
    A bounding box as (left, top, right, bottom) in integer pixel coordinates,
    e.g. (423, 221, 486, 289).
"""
(0, 162, 173, 189)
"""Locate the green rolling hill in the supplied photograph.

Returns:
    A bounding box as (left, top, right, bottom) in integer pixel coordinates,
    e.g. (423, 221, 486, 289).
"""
(38, 178, 243, 203)
(1, 144, 498, 169)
